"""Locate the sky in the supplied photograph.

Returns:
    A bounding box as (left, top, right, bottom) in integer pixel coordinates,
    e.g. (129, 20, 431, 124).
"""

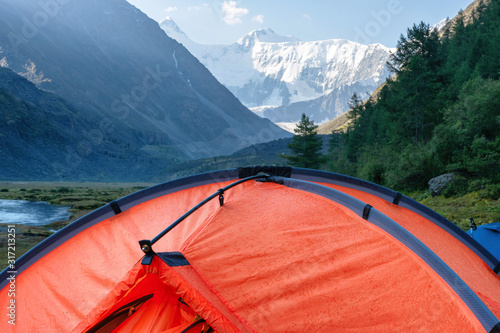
(126, 0, 475, 47)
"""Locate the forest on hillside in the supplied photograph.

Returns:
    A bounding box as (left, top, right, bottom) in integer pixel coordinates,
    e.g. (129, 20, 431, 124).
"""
(326, 0, 500, 195)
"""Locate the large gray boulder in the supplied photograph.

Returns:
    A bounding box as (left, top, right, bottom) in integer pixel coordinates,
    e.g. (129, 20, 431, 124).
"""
(428, 173, 459, 196)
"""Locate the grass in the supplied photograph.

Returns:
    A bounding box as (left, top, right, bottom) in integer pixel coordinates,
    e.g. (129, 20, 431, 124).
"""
(0, 181, 498, 267)
(406, 189, 500, 230)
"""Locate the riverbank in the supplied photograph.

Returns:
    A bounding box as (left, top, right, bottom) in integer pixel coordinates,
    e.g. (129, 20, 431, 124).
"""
(0, 181, 153, 265)
(0, 181, 152, 218)
(0, 182, 498, 267)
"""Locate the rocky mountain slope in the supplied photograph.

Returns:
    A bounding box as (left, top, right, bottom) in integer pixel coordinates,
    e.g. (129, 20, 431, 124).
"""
(441, 0, 492, 32)
(160, 18, 393, 125)
(0, 0, 288, 167)
(0, 67, 140, 180)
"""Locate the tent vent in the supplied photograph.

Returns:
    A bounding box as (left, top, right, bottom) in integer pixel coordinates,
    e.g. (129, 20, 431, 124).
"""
(109, 201, 122, 215)
(392, 193, 402, 205)
(362, 204, 373, 220)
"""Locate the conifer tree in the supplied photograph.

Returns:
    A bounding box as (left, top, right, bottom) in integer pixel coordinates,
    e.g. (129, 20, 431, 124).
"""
(347, 92, 363, 125)
(280, 113, 325, 169)
(325, 0, 500, 191)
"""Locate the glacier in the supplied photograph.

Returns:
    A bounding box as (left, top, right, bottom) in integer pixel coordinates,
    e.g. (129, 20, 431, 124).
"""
(160, 17, 394, 125)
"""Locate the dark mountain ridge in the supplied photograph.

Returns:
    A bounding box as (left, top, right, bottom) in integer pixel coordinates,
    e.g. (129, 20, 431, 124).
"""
(0, 66, 171, 181)
(0, 0, 289, 180)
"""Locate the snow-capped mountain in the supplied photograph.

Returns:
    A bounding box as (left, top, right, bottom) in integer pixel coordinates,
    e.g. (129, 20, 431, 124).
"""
(433, 18, 451, 32)
(160, 17, 394, 125)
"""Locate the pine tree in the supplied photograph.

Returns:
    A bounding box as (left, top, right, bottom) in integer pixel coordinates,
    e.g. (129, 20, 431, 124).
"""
(326, 0, 500, 191)
(385, 21, 444, 144)
(280, 113, 326, 169)
(387, 22, 441, 77)
(346, 92, 363, 126)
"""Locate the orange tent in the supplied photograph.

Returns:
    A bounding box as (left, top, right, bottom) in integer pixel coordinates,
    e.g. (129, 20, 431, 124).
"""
(1, 167, 499, 332)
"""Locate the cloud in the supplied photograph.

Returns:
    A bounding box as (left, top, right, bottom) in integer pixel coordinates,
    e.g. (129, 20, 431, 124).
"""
(303, 14, 312, 20)
(221, 1, 248, 25)
(164, 6, 177, 12)
(252, 14, 264, 24)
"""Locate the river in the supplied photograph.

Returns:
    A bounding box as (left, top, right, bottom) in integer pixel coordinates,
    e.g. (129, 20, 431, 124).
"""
(0, 199, 71, 226)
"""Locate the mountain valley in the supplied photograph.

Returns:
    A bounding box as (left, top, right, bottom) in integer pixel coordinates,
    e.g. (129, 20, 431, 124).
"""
(0, 0, 290, 180)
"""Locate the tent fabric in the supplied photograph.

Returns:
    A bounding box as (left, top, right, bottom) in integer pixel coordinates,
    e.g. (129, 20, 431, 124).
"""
(290, 168, 499, 270)
(1, 167, 499, 332)
(468, 222, 500, 262)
